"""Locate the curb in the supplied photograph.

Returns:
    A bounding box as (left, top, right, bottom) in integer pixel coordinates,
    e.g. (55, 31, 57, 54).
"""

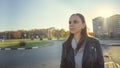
(0, 42, 54, 51)
(0, 46, 47, 51)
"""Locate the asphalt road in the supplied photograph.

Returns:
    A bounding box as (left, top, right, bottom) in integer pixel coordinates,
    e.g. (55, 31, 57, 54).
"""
(0, 40, 119, 68)
(0, 40, 63, 68)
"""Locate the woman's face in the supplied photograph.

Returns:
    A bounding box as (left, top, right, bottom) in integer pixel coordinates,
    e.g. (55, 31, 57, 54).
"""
(69, 15, 85, 34)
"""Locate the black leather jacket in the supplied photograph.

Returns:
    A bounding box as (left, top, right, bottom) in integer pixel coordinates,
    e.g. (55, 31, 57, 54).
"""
(60, 37, 104, 68)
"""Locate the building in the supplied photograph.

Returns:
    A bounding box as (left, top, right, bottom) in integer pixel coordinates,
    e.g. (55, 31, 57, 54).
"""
(107, 14, 120, 37)
(92, 17, 105, 37)
(93, 14, 120, 37)
(48, 27, 55, 40)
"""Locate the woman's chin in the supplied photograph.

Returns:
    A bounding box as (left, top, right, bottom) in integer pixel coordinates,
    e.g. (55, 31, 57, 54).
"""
(70, 31, 75, 34)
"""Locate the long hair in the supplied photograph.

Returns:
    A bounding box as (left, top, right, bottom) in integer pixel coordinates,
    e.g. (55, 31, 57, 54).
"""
(64, 13, 89, 56)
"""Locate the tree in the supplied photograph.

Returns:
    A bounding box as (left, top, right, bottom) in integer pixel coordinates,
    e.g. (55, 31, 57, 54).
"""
(12, 31, 21, 39)
(60, 29, 66, 38)
(53, 29, 60, 40)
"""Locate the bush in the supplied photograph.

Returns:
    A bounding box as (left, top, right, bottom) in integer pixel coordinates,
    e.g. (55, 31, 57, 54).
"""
(40, 38, 43, 40)
(31, 37, 34, 40)
(19, 41, 26, 46)
(48, 38, 52, 40)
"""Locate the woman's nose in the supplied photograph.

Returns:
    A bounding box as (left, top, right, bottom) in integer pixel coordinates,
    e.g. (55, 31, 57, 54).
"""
(70, 24, 74, 27)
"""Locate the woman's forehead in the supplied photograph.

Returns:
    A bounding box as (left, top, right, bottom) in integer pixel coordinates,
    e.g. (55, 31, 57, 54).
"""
(69, 15, 81, 21)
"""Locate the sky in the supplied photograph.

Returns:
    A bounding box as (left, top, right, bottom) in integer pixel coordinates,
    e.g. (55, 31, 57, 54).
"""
(0, 0, 120, 32)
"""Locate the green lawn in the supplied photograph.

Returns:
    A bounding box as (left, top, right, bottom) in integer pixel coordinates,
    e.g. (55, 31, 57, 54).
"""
(0, 39, 54, 48)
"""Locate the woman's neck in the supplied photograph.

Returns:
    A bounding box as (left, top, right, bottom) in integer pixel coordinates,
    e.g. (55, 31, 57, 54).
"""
(74, 32, 81, 44)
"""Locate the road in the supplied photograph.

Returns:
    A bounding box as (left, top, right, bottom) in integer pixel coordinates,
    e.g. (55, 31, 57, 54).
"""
(0, 40, 120, 68)
(0, 40, 63, 68)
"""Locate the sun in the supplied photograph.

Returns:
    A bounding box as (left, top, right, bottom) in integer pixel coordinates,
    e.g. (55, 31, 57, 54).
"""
(95, 6, 116, 18)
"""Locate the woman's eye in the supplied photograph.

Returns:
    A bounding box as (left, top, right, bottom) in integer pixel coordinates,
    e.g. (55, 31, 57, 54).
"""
(69, 21, 71, 24)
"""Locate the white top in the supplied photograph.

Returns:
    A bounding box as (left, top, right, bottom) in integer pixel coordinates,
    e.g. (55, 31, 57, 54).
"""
(71, 38, 85, 68)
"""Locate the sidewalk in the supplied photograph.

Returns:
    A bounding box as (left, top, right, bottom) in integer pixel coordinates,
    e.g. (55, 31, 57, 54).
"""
(99, 40, 120, 46)
(103, 48, 120, 68)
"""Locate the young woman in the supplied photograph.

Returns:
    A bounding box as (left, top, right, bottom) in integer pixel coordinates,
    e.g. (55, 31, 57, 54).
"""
(60, 13, 104, 68)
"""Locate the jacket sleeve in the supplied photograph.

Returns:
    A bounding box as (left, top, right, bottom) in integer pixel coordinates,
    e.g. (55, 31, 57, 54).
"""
(95, 40, 104, 68)
(60, 43, 66, 68)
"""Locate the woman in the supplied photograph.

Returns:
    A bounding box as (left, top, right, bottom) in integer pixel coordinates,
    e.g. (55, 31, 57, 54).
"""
(60, 13, 104, 68)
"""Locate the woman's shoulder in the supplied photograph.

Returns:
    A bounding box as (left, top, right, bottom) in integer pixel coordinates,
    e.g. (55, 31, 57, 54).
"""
(62, 41, 67, 47)
(86, 36, 100, 43)
(62, 40, 71, 48)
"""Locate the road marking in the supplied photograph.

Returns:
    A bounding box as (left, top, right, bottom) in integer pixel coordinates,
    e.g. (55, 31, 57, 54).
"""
(105, 62, 114, 64)
(116, 63, 120, 68)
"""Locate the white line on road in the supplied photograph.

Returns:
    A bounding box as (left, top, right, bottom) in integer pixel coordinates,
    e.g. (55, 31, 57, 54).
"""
(105, 62, 114, 64)
(116, 63, 120, 68)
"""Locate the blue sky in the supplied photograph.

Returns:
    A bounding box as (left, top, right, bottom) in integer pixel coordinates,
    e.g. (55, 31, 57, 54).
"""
(0, 0, 120, 32)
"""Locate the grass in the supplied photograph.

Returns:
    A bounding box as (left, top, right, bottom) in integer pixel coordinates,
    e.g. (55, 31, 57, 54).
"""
(42, 37, 66, 41)
(0, 39, 54, 48)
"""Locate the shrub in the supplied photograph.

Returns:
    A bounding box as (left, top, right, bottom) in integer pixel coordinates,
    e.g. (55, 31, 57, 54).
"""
(19, 41, 26, 46)
(40, 38, 43, 40)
